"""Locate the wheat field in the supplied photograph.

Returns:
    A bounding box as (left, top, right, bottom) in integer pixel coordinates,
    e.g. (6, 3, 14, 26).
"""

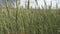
(0, 0, 60, 34)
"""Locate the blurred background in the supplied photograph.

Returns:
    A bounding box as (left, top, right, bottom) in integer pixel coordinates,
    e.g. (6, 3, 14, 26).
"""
(0, 0, 60, 9)
(0, 0, 60, 34)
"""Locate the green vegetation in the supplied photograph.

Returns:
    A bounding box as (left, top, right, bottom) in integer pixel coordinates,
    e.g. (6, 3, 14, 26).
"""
(0, 8, 60, 34)
(0, 0, 60, 34)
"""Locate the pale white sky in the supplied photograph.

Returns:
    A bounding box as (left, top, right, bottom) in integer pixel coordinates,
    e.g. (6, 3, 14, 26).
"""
(14, 0, 60, 8)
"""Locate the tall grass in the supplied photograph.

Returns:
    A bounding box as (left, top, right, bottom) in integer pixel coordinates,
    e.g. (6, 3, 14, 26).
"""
(0, 0, 60, 34)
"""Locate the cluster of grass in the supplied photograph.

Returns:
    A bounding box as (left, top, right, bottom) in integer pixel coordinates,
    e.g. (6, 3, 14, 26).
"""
(0, 8, 60, 34)
(0, 0, 60, 34)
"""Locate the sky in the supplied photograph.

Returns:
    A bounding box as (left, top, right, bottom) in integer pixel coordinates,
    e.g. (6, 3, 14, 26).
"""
(0, 0, 60, 8)
(19, 0, 60, 8)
